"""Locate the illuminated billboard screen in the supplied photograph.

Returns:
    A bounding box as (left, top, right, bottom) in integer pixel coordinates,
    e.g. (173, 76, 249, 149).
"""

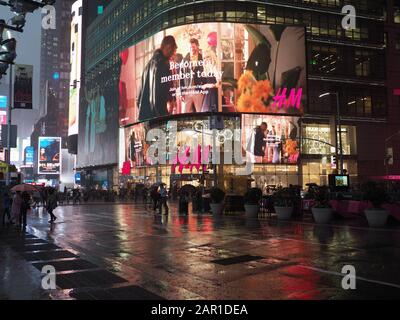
(123, 117, 240, 173)
(119, 23, 306, 125)
(68, 0, 83, 137)
(242, 114, 300, 164)
(38, 137, 61, 174)
(25, 146, 34, 166)
(0, 96, 7, 108)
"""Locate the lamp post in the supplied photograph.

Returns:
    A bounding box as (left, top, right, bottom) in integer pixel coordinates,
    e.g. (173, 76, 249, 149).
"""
(319, 92, 343, 174)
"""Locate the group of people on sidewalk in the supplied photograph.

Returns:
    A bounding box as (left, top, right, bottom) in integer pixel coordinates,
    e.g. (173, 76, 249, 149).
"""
(1, 187, 59, 229)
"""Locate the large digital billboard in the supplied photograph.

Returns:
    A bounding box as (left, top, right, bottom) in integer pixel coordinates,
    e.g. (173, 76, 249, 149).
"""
(119, 23, 306, 126)
(14, 64, 33, 109)
(242, 114, 300, 164)
(77, 73, 119, 168)
(68, 0, 82, 137)
(38, 137, 61, 175)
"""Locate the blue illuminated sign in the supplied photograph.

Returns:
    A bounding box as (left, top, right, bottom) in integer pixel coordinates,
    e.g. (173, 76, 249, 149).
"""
(25, 146, 34, 165)
(0, 96, 7, 108)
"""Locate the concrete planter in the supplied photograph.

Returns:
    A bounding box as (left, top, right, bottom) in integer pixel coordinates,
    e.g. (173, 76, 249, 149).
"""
(274, 206, 293, 220)
(365, 209, 389, 228)
(210, 202, 224, 215)
(312, 207, 333, 224)
(244, 204, 260, 219)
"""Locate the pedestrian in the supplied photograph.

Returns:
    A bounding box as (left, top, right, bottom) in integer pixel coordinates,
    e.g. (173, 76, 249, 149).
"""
(142, 187, 148, 206)
(47, 188, 58, 223)
(158, 184, 169, 215)
(179, 192, 189, 215)
(20, 191, 31, 229)
(2, 190, 12, 226)
(150, 186, 160, 212)
(11, 191, 22, 227)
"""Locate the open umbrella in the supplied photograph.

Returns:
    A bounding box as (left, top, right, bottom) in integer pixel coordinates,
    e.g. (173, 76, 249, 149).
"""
(11, 184, 40, 193)
(179, 184, 197, 196)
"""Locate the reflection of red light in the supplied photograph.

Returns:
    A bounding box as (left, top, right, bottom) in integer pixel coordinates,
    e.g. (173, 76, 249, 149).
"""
(122, 161, 131, 175)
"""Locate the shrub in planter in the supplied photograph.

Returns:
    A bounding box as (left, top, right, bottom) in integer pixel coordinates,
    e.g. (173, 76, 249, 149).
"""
(361, 181, 389, 227)
(273, 188, 294, 220)
(311, 186, 333, 224)
(210, 187, 225, 204)
(210, 187, 225, 215)
(244, 188, 262, 218)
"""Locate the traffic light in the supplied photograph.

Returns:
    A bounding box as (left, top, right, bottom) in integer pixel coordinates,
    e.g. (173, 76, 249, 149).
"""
(0, 38, 17, 81)
(330, 154, 337, 169)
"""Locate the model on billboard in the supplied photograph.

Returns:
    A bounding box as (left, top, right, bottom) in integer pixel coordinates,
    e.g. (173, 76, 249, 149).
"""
(120, 23, 306, 125)
(138, 36, 178, 121)
(38, 137, 61, 174)
(180, 38, 204, 113)
(244, 115, 300, 164)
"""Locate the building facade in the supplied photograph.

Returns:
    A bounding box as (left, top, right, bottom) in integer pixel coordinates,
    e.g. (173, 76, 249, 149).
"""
(78, 0, 399, 191)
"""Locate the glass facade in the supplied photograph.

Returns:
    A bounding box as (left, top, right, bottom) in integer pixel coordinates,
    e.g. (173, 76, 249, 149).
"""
(81, 0, 388, 189)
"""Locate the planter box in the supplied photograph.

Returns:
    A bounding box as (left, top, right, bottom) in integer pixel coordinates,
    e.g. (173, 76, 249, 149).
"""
(274, 206, 293, 220)
(244, 204, 259, 218)
(312, 207, 333, 224)
(210, 202, 224, 215)
(365, 209, 388, 228)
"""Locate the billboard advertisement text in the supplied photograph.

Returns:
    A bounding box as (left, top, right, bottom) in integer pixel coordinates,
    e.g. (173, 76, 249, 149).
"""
(119, 23, 306, 126)
(38, 137, 61, 175)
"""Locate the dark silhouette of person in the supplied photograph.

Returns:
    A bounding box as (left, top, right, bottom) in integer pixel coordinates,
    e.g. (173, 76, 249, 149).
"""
(254, 122, 268, 157)
(138, 35, 177, 121)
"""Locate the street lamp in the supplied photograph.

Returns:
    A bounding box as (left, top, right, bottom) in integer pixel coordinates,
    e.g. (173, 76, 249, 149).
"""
(319, 92, 344, 174)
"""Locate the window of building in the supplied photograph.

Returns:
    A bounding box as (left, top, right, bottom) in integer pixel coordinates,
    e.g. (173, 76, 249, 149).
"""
(394, 1, 400, 23)
(396, 36, 400, 50)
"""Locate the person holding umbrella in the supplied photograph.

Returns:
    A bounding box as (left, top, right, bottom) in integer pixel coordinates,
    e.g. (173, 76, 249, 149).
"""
(20, 191, 31, 229)
(11, 191, 22, 228)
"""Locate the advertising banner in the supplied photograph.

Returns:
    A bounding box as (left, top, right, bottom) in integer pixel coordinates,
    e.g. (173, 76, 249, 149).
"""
(119, 23, 306, 125)
(25, 146, 34, 165)
(38, 137, 61, 175)
(68, 0, 83, 137)
(242, 114, 300, 164)
(14, 64, 33, 109)
(0, 96, 7, 108)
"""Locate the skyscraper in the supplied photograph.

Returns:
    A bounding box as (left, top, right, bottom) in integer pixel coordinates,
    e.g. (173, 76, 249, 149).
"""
(38, 0, 74, 143)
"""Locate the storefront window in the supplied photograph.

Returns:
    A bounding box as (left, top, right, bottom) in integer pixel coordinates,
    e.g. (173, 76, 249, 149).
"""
(302, 124, 357, 155)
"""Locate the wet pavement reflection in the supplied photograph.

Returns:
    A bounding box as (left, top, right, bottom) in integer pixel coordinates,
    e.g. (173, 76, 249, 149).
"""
(1, 202, 400, 300)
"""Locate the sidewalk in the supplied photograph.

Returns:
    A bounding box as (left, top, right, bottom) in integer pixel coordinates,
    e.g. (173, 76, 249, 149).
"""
(0, 229, 51, 300)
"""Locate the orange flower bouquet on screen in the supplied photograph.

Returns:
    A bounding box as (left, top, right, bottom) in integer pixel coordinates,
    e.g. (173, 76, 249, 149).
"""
(237, 70, 274, 113)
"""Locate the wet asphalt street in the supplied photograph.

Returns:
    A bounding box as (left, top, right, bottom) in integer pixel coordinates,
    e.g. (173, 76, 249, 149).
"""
(1, 202, 400, 300)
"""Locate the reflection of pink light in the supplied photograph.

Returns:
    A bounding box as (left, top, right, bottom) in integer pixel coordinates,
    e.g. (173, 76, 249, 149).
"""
(171, 145, 210, 174)
(371, 175, 400, 181)
(122, 161, 131, 175)
(394, 89, 400, 96)
(272, 88, 302, 110)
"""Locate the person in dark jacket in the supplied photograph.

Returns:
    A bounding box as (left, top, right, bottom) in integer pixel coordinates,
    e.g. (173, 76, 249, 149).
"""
(47, 188, 58, 223)
(254, 122, 268, 160)
(20, 191, 31, 229)
(138, 35, 177, 121)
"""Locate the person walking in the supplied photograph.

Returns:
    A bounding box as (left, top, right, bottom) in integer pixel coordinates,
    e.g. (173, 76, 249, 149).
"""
(2, 190, 12, 226)
(150, 186, 160, 212)
(11, 191, 22, 228)
(20, 191, 31, 229)
(47, 188, 58, 223)
(158, 184, 169, 215)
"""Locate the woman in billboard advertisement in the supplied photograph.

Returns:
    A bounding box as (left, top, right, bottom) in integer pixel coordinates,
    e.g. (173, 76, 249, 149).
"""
(119, 23, 306, 125)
